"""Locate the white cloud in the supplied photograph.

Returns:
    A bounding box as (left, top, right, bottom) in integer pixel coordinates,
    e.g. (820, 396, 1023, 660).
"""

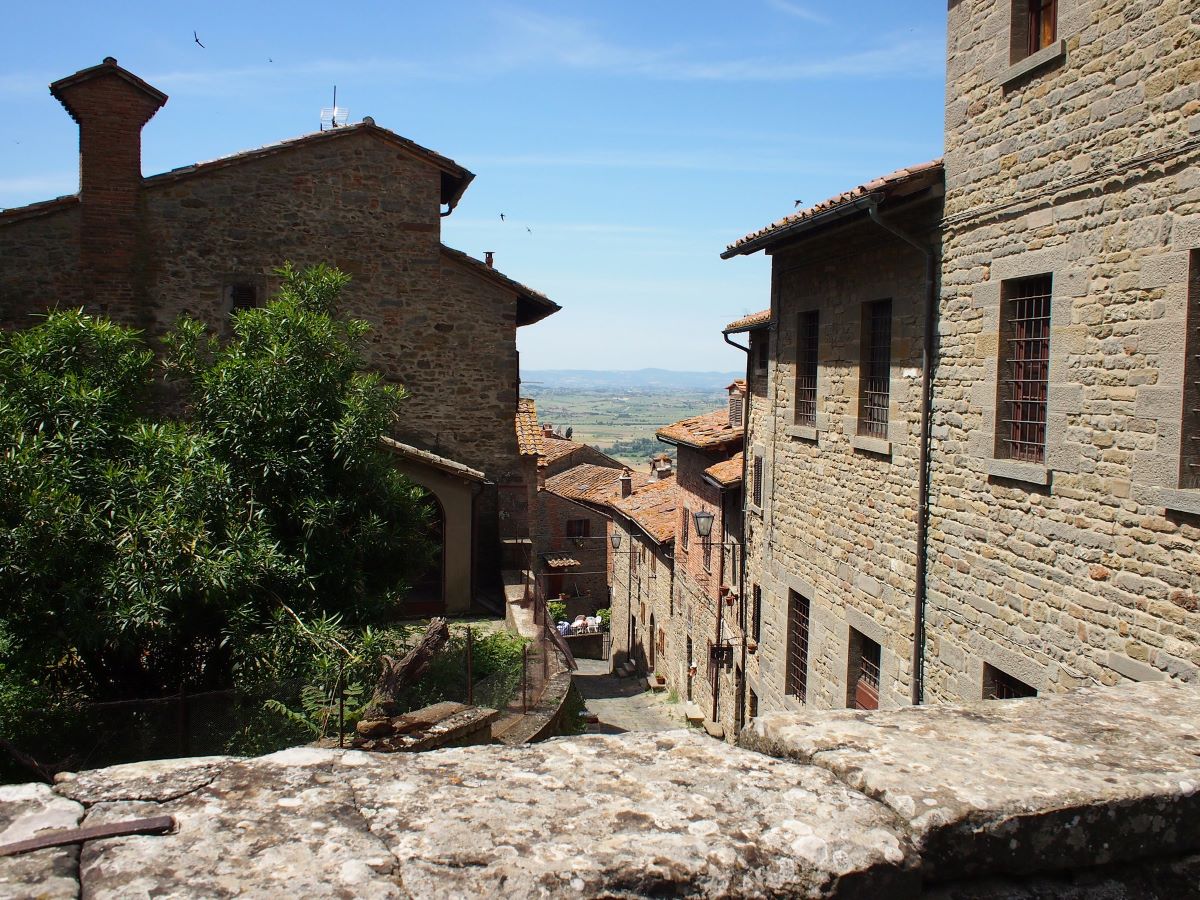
(765, 0, 833, 26)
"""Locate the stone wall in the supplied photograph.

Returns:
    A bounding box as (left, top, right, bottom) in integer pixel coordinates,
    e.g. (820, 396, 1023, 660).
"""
(743, 200, 940, 716)
(4, 680, 1199, 898)
(672, 442, 741, 733)
(535, 490, 611, 617)
(608, 516, 674, 680)
(929, 0, 1200, 699)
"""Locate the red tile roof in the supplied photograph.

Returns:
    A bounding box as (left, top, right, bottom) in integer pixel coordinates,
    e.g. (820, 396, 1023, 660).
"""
(543, 554, 581, 569)
(657, 408, 743, 450)
(543, 464, 648, 506)
(613, 477, 677, 545)
(541, 434, 586, 466)
(379, 437, 486, 482)
(725, 311, 771, 334)
(516, 399, 543, 457)
(440, 246, 560, 327)
(50, 57, 168, 118)
(722, 159, 944, 258)
(704, 452, 744, 488)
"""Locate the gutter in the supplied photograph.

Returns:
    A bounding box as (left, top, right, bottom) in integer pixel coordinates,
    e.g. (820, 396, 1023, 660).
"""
(721, 195, 882, 259)
(723, 329, 752, 733)
(864, 202, 936, 707)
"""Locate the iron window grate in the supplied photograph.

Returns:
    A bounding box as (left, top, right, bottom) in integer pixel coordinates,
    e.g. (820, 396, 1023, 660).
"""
(1000, 275, 1051, 463)
(796, 310, 819, 427)
(1184, 251, 1200, 488)
(752, 456, 763, 507)
(785, 590, 810, 703)
(858, 300, 892, 439)
(849, 631, 881, 710)
(984, 663, 1037, 700)
(752, 584, 762, 643)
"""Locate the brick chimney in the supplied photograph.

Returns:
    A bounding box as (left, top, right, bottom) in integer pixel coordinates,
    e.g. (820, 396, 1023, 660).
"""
(50, 58, 167, 317)
(619, 468, 633, 498)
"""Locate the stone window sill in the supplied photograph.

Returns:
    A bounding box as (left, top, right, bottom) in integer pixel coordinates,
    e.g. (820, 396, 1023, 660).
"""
(1000, 39, 1066, 88)
(787, 424, 818, 442)
(850, 434, 891, 457)
(1161, 488, 1200, 517)
(986, 458, 1049, 486)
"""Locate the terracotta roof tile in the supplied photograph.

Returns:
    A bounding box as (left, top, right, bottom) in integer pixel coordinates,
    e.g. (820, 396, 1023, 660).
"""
(543, 464, 648, 506)
(657, 408, 743, 450)
(543, 554, 581, 569)
(613, 477, 677, 545)
(541, 435, 586, 466)
(723, 158, 944, 258)
(704, 452, 744, 488)
(724, 310, 771, 334)
(380, 437, 486, 482)
(516, 399, 543, 457)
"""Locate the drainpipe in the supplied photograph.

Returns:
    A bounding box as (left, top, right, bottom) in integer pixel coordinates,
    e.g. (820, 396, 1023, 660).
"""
(723, 329, 752, 731)
(865, 203, 936, 707)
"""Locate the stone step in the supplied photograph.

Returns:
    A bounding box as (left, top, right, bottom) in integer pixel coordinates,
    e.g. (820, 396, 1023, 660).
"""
(683, 702, 705, 724)
(702, 719, 726, 740)
(617, 662, 637, 678)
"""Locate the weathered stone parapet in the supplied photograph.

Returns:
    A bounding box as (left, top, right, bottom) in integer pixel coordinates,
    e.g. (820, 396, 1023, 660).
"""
(742, 680, 1200, 888)
(2, 681, 1198, 897)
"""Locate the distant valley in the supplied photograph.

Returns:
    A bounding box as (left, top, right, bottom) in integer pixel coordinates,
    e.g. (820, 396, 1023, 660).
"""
(521, 369, 741, 470)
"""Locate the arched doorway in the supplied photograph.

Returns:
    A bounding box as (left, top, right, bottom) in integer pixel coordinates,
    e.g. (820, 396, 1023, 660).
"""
(406, 488, 446, 616)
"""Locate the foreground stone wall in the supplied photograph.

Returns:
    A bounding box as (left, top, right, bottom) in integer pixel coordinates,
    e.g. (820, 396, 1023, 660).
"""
(3, 681, 1198, 898)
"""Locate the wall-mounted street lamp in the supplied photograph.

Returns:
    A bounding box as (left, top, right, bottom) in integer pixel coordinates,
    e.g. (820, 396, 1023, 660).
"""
(692, 509, 715, 540)
(610, 532, 622, 550)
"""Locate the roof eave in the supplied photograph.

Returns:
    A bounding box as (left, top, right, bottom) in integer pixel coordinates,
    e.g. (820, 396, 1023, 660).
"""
(723, 319, 772, 336)
(721, 195, 881, 260)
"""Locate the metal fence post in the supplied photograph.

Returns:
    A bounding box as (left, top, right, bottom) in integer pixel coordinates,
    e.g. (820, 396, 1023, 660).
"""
(522, 645, 529, 713)
(466, 626, 474, 704)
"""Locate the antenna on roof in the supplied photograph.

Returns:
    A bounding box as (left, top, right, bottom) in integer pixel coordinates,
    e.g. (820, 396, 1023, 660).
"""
(320, 85, 349, 131)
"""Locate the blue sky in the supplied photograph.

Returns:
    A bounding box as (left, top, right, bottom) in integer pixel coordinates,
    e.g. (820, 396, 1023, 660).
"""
(0, 1, 946, 371)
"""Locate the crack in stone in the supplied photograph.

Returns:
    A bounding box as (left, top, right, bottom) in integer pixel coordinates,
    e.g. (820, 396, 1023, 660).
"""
(341, 758, 406, 887)
(54, 772, 220, 808)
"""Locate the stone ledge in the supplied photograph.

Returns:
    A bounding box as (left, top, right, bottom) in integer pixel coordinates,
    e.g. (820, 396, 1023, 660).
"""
(786, 424, 819, 442)
(849, 434, 892, 456)
(985, 457, 1050, 485)
(999, 39, 1066, 88)
(741, 681, 1200, 885)
(1161, 487, 1200, 517)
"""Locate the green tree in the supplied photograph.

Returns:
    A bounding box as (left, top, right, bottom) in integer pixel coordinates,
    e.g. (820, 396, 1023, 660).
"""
(0, 263, 431, 709)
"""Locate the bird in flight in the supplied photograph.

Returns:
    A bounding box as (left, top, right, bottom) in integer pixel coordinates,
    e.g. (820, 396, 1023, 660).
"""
(499, 213, 506, 221)
(193, 30, 205, 48)
(526, 226, 532, 234)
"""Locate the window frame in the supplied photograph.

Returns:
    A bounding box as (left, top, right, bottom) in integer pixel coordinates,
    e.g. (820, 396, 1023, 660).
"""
(565, 518, 591, 539)
(996, 274, 1052, 465)
(795, 309, 820, 429)
(785, 589, 811, 703)
(857, 299, 892, 441)
(847, 628, 881, 711)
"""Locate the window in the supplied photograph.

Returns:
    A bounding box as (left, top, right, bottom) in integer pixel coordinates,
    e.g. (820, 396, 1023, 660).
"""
(997, 275, 1051, 463)
(748, 687, 759, 720)
(751, 585, 762, 643)
(681, 508, 690, 550)
(226, 281, 258, 314)
(1011, 0, 1057, 61)
(631, 540, 639, 574)
(847, 629, 881, 710)
(795, 310, 819, 427)
(702, 536, 712, 572)
(565, 518, 591, 538)
(729, 391, 744, 429)
(756, 332, 769, 372)
(650, 553, 657, 578)
(785, 590, 810, 702)
(983, 663, 1037, 700)
(858, 300, 892, 439)
(752, 456, 763, 507)
(1182, 251, 1200, 488)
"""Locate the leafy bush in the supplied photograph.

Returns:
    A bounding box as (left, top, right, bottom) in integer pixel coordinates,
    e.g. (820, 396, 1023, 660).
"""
(548, 600, 568, 623)
(596, 607, 611, 630)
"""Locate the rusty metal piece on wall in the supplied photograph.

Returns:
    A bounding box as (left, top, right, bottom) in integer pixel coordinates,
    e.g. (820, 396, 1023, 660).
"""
(0, 815, 175, 858)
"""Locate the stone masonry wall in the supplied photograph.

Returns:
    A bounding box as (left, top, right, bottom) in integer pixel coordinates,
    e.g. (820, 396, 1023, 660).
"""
(535, 490, 611, 617)
(608, 517, 675, 682)
(744, 201, 940, 717)
(0, 204, 84, 328)
(929, 0, 1200, 700)
(671, 443, 740, 732)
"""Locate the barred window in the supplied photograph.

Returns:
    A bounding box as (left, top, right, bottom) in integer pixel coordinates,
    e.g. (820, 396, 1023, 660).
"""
(847, 629, 881, 710)
(225, 280, 258, 314)
(998, 274, 1052, 463)
(1183, 251, 1200, 488)
(751, 584, 762, 642)
(566, 518, 590, 538)
(785, 589, 810, 702)
(858, 300, 892, 439)
(702, 537, 712, 572)
(795, 310, 819, 427)
(752, 455, 763, 507)
(681, 508, 690, 550)
(983, 663, 1037, 700)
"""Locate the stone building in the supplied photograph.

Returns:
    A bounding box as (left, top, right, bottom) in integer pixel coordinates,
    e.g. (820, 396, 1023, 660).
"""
(0, 58, 560, 615)
(653, 387, 746, 735)
(929, 0, 1200, 698)
(608, 474, 677, 683)
(722, 164, 944, 715)
(722, 0, 1200, 719)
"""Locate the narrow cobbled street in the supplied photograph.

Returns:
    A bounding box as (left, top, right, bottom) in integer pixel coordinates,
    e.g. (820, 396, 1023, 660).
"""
(573, 658, 690, 734)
